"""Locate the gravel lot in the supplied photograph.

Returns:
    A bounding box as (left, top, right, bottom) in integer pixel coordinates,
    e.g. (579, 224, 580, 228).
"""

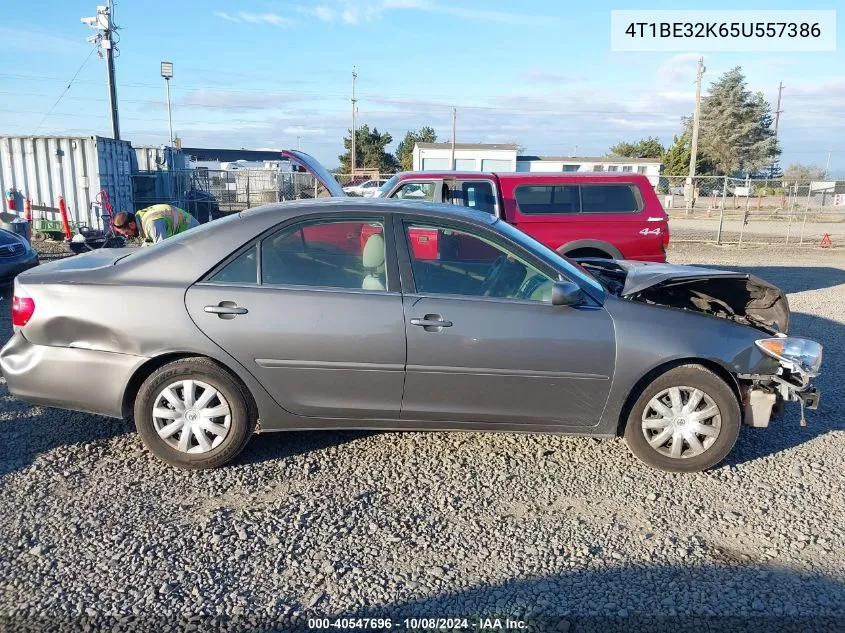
(1, 243, 843, 632)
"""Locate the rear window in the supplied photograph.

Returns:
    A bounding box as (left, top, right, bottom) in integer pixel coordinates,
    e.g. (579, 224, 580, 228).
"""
(515, 183, 642, 215)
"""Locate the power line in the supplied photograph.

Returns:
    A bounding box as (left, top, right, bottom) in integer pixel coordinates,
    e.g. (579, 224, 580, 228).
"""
(32, 47, 97, 134)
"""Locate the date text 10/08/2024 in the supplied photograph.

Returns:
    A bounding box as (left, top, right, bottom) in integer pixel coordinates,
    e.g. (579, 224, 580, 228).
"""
(307, 617, 528, 630)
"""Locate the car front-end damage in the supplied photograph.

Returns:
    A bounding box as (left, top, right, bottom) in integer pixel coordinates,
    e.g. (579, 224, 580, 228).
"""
(578, 258, 822, 429)
(738, 337, 821, 428)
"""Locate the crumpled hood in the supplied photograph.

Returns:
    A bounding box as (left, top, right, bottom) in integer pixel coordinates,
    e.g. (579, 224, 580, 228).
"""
(615, 260, 753, 296)
(578, 259, 790, 334)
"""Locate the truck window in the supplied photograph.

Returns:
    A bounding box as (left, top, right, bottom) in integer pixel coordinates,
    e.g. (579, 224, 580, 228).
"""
(514, 185, 580, 214)
(580, 185, 641, 213)
(457, 181, 497, 215)
(514, 184, 642, 214)
(394, 182, 436, 201)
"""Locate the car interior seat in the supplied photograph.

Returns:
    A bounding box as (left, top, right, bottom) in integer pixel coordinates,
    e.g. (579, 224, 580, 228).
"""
(362, 233, 386, 290)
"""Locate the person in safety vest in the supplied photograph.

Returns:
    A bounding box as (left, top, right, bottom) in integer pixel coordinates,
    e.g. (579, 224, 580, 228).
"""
(112, 204, 199, 244)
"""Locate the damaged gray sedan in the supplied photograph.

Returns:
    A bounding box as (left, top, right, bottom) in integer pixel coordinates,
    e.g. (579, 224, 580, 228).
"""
(0, 199, 822, 472)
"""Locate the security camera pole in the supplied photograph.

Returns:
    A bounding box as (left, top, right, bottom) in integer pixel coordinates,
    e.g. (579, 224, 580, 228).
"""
(161, 61, 174, 144)
(81, 0, 120, 140)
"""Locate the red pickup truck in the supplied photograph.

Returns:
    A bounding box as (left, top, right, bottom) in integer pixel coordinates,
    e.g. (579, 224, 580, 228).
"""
(281, 151, 670, 262)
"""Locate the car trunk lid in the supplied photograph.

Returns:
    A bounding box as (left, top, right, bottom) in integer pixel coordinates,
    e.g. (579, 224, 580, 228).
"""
(279, 150, 346, 198)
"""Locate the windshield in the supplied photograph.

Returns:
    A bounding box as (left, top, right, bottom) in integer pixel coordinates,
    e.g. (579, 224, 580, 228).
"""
(493, 220, 605, 296)
(373, 175, 400, 198)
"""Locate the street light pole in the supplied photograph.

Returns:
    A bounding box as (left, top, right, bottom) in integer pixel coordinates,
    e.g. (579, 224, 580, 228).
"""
(160, 61, 174, 144)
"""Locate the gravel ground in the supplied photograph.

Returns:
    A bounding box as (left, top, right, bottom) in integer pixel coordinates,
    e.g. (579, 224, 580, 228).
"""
(1, 243, 844, 632)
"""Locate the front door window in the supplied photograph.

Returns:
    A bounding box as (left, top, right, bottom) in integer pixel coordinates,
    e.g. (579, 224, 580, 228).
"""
(405, 223, 555, 303)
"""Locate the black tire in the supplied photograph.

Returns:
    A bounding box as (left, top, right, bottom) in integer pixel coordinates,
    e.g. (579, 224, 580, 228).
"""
(134, 357, 255, 469)
(624, 364, 740, 473)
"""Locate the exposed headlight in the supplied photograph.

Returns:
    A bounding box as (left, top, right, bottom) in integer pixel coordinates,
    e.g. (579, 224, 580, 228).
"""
(756, 337, 823, 376)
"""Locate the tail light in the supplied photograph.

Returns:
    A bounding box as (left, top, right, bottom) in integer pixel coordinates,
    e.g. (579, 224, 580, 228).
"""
(12, 289, 35, 327)
(662, 227, 671, 250)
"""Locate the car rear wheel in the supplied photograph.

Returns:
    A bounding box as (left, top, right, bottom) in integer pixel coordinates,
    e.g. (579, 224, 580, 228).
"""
(624, 364, 740, 473)
(134, 358, 255, 469)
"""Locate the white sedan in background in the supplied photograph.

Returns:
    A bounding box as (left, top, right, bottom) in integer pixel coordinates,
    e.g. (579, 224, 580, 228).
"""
(342, 179, 388, 197)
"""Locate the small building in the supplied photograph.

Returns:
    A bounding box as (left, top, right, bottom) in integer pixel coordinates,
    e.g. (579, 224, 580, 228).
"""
(516, 155, 662, 186)
(412, 143, 663, 187)
(413, 143, 519, 172)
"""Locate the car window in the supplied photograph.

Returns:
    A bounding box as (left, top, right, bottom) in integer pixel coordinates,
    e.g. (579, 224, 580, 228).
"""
(580, 184, 641, 213)
(405, 223, 555, 302)
(209, 245, 258, 284)
(260, 220, 388, 291)
(394, 182, 436, 201)
(514, 185, 581, 214)
(457, 181, 497, 215)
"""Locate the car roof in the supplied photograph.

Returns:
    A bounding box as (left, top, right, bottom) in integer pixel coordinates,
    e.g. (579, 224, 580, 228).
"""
(244, 196, 498, 225)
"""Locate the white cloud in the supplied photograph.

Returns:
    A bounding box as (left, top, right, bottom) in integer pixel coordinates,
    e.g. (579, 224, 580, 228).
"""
(283, 126, 327, 135)
(0, 25, 86, 54)
(175, 88, 307, 110)
(213, 11, 290, 26)
(656, 53, 703, 85)
(293, 0, 550, 26)
(297, 6, 336, 21)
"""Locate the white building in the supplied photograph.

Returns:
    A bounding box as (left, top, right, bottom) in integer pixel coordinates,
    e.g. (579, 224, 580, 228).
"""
(412, 143, 663, 186)
(413, 143, 519, 172)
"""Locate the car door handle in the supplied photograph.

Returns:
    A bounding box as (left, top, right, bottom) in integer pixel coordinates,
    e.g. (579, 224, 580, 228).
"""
(410, 314, 452, 330)
(204, 302, 248, 318)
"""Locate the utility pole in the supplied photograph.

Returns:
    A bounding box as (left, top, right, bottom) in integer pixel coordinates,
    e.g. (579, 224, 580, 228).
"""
(770, 81, 784, 178)
(451, 107, 456, 169)
(686, 56, 705, 214)
(297, 135, 301, 151)
(825, 150, 831, 175)
(82, 1, 120, 139)
(773, 81, 784, 135)
(351, 68, 357, 178)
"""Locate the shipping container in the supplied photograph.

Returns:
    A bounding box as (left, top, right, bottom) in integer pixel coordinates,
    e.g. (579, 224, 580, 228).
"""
(0, 135, 134, 230)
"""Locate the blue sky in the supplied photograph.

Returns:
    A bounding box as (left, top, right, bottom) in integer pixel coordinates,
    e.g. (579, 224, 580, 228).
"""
(1, 0, 843, 173)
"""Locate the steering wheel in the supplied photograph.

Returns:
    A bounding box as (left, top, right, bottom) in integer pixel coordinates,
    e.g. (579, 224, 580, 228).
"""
(480, 254, 509, 296)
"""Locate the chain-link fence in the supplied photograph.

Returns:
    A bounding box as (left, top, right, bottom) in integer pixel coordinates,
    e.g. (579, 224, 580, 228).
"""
(132, 169, 352, 220)
(659, 176, 845, 246)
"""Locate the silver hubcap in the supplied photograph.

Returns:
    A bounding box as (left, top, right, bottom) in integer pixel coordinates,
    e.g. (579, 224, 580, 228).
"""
(152, 380, 231, 454)
(641, 386, 721, 459)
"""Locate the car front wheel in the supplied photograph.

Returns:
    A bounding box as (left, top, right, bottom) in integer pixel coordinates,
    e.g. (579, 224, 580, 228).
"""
(624, 364, 741, 473)
(134, 358, 255, 469)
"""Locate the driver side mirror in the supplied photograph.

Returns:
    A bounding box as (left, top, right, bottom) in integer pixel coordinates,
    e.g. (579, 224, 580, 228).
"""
(551, 281, 583, 307)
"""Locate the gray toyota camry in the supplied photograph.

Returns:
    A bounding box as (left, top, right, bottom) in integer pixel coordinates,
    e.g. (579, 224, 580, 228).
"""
(0, 199, 822, 472)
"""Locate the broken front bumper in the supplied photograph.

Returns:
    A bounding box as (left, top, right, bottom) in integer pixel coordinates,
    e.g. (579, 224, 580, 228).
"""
(740, 373, 820, 428)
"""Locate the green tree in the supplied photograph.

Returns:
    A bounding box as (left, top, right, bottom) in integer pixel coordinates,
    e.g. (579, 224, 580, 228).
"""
(609, 136, 665, 158)
(395, 126, 437, 171)
(338, 124, 399, 173)
(661, 133, 691, 176)
(697, 67, 780, 177)
(782, 163, 828, 183)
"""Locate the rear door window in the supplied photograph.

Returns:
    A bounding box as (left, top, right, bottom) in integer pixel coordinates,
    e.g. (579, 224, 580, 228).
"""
(456, 181, 498, 215)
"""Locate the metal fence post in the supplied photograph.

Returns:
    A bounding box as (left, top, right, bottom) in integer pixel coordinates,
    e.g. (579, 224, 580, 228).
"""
(716, 175, 727, 244)
(799, 185, 812, 244)
(785, 185, 796, 245)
